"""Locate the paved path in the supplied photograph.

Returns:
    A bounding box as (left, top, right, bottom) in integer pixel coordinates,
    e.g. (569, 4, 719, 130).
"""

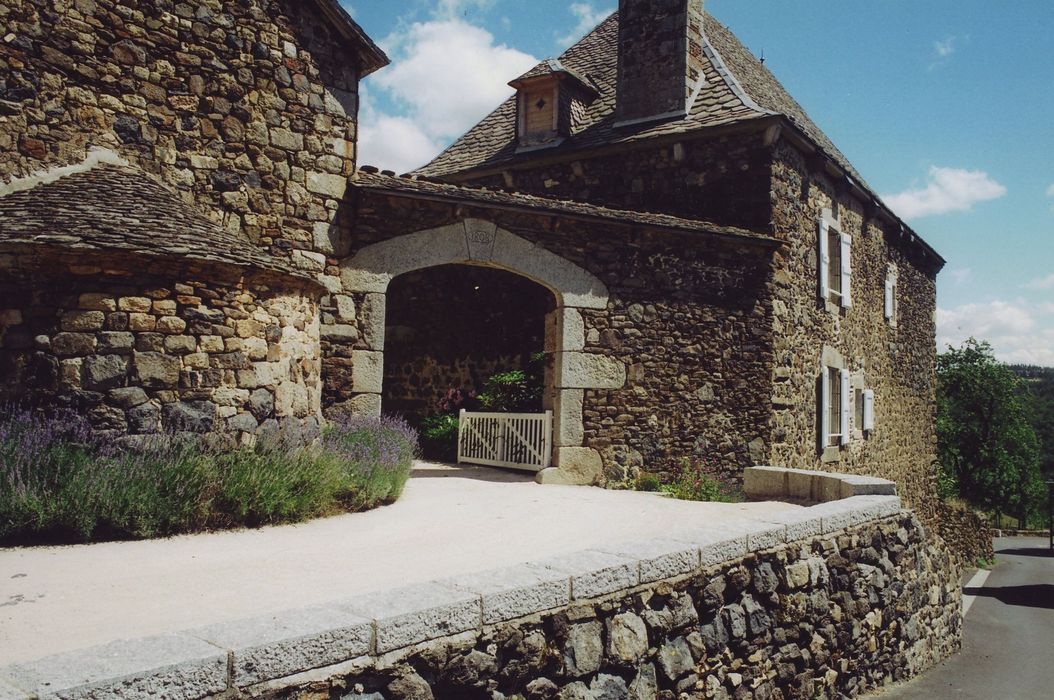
(0, 462, 798, 665)
(875, 537, 1054, 699)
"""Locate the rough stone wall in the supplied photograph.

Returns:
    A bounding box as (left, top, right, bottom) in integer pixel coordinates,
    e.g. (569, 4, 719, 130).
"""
(0, 0, 361, 265)
(251, 513, 960, 700)
(453, 133, 774, 233)
(339, 191, 775, 481)
(0, 248, 322, 443)
(767, 141, 942, 523)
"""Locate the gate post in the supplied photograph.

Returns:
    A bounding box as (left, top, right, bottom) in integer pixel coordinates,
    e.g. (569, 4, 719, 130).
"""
(457, 409, 466, 465)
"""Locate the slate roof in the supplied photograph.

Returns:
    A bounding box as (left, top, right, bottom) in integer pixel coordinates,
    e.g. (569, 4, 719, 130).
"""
(0, 164, 315, 281)
(417, 11, 862, 187)
(354, 169, 777, 246)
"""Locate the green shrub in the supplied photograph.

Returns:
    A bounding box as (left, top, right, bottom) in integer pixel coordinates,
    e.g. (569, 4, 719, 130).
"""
(661, 461, 742, 503)
(0, 406, 419, 544)
(419, 413, 460, 463)
(477, 353, 545, 412)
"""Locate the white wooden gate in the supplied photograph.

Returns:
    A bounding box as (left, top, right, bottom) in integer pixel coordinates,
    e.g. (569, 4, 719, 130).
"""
(457, 410, 553, 472)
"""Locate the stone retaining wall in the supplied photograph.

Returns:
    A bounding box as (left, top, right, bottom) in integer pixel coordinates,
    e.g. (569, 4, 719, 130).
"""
(936, 501, 994, 567)
(0, 494, 962, 700)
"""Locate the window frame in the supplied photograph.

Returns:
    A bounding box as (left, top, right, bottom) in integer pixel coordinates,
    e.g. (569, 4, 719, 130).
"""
(819, 360, 851, 459)
(819, 208, 852, 312)
(884, 264, 899, 327)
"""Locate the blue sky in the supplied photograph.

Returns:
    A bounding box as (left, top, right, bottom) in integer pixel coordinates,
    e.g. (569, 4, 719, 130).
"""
(343, 1, 1054, 366)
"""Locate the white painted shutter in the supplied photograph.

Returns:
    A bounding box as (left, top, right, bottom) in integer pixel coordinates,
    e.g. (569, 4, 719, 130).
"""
(818, 218, 830, 302)
(863, 389, 875, 432)
(884, 278, 894, 320)
(839, 369, 850, 446)
(820, 368, 830, 449)
(840, 233, 852, 308)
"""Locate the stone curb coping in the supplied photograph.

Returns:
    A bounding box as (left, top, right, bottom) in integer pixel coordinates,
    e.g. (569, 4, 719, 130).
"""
(0, 494, 903, 700)
(743, 466, 897, 503)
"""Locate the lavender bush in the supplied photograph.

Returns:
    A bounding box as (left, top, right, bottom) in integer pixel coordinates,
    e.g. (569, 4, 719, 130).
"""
(0, 405, 419, 544)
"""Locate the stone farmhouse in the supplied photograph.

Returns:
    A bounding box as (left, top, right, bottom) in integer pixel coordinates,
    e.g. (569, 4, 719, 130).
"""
(0, 1, 944, 518)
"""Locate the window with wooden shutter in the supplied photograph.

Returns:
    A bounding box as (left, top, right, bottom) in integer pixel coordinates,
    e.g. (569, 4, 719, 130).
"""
(839, 369, 851, 446)
(863, 389, 875, 432)
(840, 233, 852, 308)
(820, 367, 831, 449)
(818, 215, 830, 303)
(884, 265, 898, 327)
(819, 209, 851, 310)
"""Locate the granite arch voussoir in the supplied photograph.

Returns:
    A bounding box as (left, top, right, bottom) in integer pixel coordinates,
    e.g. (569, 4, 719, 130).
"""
(340, 219, 610, 310)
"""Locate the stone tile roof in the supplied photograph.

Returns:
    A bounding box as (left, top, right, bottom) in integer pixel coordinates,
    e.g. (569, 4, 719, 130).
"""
(354, 169, 778, 246)
(313, 0, 389, 76)
(417, 12, 861, 187)
(0, 164, 314, 281)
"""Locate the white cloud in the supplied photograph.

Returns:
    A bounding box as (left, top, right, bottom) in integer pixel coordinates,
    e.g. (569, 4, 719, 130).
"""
(1025, 273, 1054, 291)
(882, 166, 1007, 219)
(938, 300, 1054, 366)
(1047, 183, 1054, 211)
(945, 268, 972, 286)
(434, 0, 494, 21)
(557, 3, 614, 47)
(358, 19, 537, 172)
(934, 36, 956, 58)
(357, 88, 443, 174)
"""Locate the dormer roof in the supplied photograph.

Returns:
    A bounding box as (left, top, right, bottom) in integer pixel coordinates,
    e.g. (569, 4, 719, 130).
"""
(509, 59, 597, 96)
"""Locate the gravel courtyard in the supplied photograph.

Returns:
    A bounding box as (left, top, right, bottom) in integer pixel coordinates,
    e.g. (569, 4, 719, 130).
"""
(0, 462, 800, 665)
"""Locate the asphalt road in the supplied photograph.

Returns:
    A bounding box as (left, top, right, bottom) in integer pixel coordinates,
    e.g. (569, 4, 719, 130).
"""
(876, 537, 1054, 699)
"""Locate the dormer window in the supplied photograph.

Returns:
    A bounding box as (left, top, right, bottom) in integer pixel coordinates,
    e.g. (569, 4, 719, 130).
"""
(519, 82, 559, 145)
(509, 59, 597, 152)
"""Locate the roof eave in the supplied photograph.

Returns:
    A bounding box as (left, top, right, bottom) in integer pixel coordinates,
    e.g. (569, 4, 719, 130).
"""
(312, 0, 390, 77)
(771, 116, 946, 270)
(352, 177, 779, 249)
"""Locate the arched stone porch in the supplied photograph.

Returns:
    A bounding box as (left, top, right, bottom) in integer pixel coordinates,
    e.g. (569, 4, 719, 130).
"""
(338, 219, 626, 484)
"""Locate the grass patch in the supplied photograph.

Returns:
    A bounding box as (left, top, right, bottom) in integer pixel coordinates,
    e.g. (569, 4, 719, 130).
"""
(0, 406, 418, 545)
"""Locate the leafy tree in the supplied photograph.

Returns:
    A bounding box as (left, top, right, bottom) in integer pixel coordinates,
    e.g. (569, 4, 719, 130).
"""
(937, 339, 1045, 526)
(1010, 364, 1054, 482)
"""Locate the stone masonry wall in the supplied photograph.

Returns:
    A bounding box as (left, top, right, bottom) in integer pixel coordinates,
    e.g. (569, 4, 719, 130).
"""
(767, 141, 942, 523)
(0, 248, 322, 443)
(448, 132, 774, 234)
(0, 0, 362, 267)
(251, 512, 960, 700)
(339, 190, 775, 481)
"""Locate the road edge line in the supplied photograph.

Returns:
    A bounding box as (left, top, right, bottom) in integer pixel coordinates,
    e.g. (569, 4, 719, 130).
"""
(962, 568, 991, 617)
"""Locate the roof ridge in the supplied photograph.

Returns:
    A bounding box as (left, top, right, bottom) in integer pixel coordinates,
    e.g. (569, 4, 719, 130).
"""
(0, 147, 129, 198)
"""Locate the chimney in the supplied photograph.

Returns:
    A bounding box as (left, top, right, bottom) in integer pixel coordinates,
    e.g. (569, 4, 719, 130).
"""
(616, 0, 706, 127)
